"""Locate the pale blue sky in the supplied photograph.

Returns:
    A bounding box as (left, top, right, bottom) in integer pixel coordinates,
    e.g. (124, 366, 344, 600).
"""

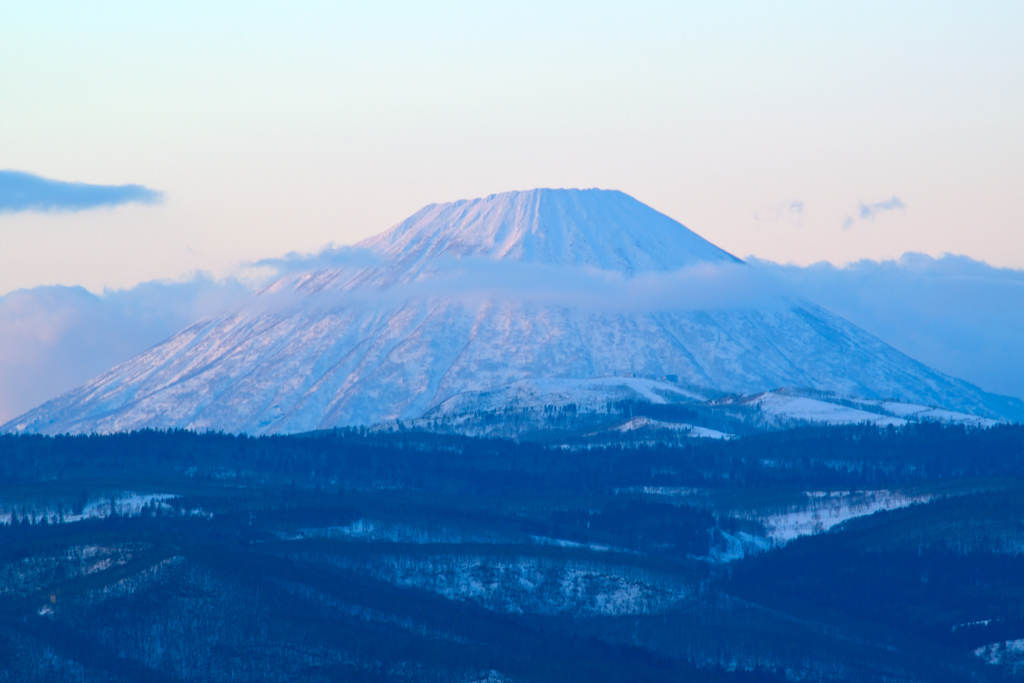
(2, 2, 1023, 293)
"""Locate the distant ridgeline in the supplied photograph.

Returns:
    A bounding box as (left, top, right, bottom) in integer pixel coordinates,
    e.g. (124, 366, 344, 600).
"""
(6, 188, 1022, 437)
(1, 423, 1024, 681)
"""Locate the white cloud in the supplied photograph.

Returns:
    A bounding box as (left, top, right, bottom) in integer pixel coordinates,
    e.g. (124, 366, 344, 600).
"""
(750, 253, 1024, 400)
(842, 196, 906, 229)
(754, 200, 804, 225)
(0, 276, 249, 423)
(2, 251, 1021, 425)
(238, 254, 792, 319)
(859, 196, 905, 220)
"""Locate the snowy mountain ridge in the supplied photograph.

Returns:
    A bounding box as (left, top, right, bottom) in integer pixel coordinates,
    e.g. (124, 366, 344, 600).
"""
(5, 188, 1022, 436)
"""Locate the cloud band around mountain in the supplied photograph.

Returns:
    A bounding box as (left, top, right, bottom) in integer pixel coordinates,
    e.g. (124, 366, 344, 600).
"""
(0, 170, 164, 213)
(1, 252, 1022, 425)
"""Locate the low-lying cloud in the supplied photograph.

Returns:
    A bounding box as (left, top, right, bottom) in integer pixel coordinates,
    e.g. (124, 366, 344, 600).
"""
(251, 250, 1024, 402)
(0, 170, 163, 213)
(0, 276, 249, 423)
(244, 258, 790, 317)
(251, 245, 382, 276)
(750, 253, 1024, 401)
(2, 250, 1022, 425)
(407, 258, 788, 312)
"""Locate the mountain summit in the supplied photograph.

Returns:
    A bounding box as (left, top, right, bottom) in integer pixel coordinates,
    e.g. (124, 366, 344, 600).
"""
(6, 189, 1022, 435)
(359, 188, 740, 281)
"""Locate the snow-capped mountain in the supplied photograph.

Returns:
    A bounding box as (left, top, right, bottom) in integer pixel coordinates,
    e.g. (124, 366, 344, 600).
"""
(6, 188, 1022, 436)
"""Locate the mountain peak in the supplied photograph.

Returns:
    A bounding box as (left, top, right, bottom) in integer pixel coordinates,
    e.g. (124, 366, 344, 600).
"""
(359, 188, 741, 277)
(11, 187, 1020, 438)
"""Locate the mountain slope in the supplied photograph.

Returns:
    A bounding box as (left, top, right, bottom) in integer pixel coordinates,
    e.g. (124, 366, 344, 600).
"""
(6, 188, 1022, 435)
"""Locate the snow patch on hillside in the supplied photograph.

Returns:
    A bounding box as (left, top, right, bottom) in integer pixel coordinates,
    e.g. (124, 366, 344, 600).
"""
(431, 377, 707, 417)
(749, 392, 908, 427)
(976, 639, 1024, 675)
(613, 416, 733, 439)
(0, 493, 176, 526)
(756, 490, 932, 543)
(330, 553, 692, 616)
(877, 401, 1000, 427)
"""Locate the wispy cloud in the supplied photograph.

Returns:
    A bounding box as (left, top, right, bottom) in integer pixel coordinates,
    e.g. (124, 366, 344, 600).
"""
(244, 258, 790, 319)
(0, 170, 163, 213)
(754, 200, 804, 225)
(859, 196, 905, 220)
(251, 245, 382, 274)
(229, 245, 384, 290)
(842, 196, 905, 229)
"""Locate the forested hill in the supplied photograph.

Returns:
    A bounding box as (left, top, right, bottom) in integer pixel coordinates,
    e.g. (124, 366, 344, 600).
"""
(2, 422, 1023, 492)
(1, 424, 1024, 681)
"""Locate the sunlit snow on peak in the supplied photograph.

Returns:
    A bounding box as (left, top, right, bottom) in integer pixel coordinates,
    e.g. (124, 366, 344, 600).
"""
(359, 188, 741, 282)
